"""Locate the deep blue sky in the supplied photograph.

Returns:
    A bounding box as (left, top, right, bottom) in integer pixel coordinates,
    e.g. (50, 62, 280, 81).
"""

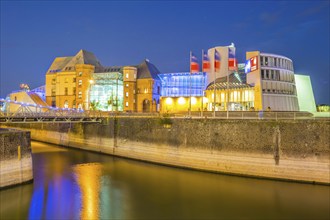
(1, 1, 329, 104)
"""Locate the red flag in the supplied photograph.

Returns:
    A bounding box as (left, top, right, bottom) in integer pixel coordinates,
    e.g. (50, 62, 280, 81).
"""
(202, 51, 210, 72)
(214, 49, 221, 72)
(190, 52, 199, 73)
(228, 47, 238, 70)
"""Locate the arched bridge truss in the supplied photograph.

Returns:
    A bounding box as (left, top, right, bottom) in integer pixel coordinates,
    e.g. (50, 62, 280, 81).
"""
(0, 99, 102, 123)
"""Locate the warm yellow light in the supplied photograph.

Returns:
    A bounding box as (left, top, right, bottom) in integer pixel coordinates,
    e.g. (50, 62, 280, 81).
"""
(191, 97, 197, 105)
(178, 97, 186, 105)
(203, 97, 208, 103)
(165, 98, 173, 105)
(89, 79, 94, 84)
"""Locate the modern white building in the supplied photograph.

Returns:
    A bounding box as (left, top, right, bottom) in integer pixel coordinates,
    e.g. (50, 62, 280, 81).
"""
(294, 74, 316, 112)
(246, 51, 299, 111)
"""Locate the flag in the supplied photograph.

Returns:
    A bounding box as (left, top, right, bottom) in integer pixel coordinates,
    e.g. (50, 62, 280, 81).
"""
(190, 52, 199, 73)
(214, 49, 221, 72)
(202, 51, 210, 72)
(228, 47, 238, 70)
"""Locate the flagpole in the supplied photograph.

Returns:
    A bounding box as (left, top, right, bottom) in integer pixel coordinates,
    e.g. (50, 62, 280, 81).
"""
(189, 51, 192, 118)
(201, 49, 204, 118)
(227, 66, 229, 119)
(213, 49, 216, 118)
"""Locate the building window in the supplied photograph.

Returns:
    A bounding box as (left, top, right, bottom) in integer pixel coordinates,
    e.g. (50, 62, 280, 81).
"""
(52, 78, 56, 85)
(78, 72, 82, 76)
(260, 56, 264, 66)
(78, 80, 82, 86)
(78, 91, 82, 99)
(64, 100, 69, 108)
(125, 102, 129, 107)
(126, 83, 129, 87)
(261, 70, 265, 79)
(126, 73, 129, 79)
(65, 78, 68, 83)
(51, 101, 56, 107)
(126, 92, 129, 97)
(265, 57, 268, 66)
(73, 78, 76, 83)
(73, 87, 76, 95)
(134, 73, 136, 79)
(64, 87, 68, 95)
(133, 99, 135, 103)
(133, 89, 135, 94)
(51, 89, 56, 96)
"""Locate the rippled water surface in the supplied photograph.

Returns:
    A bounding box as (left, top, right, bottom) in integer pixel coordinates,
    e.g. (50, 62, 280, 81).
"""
(1, 141, 329, 219)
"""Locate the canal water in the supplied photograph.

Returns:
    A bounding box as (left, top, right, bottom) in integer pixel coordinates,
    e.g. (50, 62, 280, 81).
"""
(1, 141, 329, 220)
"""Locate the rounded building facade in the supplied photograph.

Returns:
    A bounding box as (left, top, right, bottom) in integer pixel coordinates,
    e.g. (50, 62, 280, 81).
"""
(246, 51, 299, 111)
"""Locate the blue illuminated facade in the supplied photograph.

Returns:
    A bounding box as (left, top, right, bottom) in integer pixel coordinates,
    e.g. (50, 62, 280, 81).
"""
(158, 72, 207, 97)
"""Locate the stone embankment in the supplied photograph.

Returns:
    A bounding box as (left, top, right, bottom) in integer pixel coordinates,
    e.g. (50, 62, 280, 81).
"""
(1, 118, 329, 184)
(0, 128, 33, 188)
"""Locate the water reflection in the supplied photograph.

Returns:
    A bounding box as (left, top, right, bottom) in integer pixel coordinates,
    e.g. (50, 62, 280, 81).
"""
(0, 141, 329, 220)
(73, 163, 102, 219)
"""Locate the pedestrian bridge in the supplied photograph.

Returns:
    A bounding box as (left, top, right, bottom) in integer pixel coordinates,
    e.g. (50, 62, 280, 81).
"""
(0, 99, 102, 123)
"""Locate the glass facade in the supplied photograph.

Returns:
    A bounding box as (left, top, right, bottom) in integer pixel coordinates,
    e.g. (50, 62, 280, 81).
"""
(158, 72, 207, 97)
(90, 72, 123, 111)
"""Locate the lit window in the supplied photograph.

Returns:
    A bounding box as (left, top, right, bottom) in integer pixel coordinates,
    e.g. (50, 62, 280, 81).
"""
(64, 100, 69, 108)
(134, 73, 136, 79)
(78, 91, 82, 99)
(126, 73, 129, 78)
(78, 80, 82, 86)
(126, 102, 129, 107)
(191, 97, 197, 105)
(78, 72, 82, 76)
(178, 97, 186, 105)
(126, 83, 129, 87)
(165, 98, 173, 105)
(126, 92, 129, 97)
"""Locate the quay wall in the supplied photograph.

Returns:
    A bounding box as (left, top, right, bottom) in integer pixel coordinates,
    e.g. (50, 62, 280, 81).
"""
(0, 129, 33, 188)
(1, 118, 329, 184)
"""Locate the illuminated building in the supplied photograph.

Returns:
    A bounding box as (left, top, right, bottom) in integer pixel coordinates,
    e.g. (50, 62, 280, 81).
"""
(89, 71, 123, 111)
(45, 50, 100, 110)
(246, 52, 299, 111)
(294, 74, 316, 112)
(4, 86, 48, 113)
(158, 72, 206, 112)
(45, 50, 161, 112)
(205, 72, 255, 111)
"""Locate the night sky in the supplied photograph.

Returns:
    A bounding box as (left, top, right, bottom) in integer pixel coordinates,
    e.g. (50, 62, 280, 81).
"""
(1, 1, 329, 104)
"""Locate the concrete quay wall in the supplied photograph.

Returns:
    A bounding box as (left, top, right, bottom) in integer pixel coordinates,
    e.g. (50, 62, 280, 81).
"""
(1, 118, 329, 184)
(0, 129, 33, 188)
